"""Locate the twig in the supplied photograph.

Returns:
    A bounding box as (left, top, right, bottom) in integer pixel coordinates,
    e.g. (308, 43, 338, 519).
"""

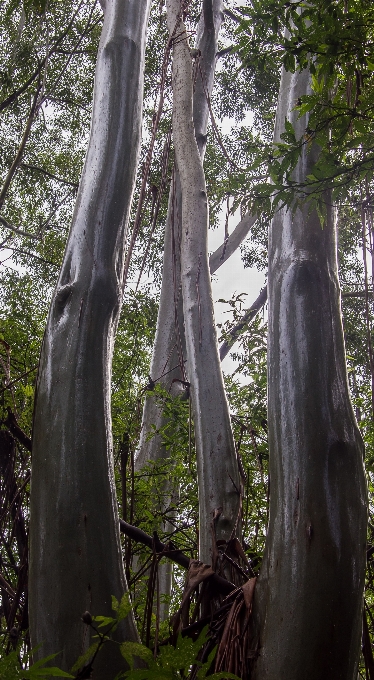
(20, 163, 79, 189)
(0, 366, 38, 398)
(0, 83, 42, 211)
(0, 216, 39, 240)
(219, 285, 268, 361)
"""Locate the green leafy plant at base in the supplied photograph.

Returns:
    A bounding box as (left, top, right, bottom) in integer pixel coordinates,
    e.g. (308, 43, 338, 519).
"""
(119, 626, 240, 680)
(71, 594, 133, 677)
(70, 595, 240, 680)
(0, 648, 73, 679)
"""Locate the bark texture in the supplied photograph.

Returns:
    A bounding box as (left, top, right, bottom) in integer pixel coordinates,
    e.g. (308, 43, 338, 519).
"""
(167, 0, 240, 565)
(251, 66, 367, 680)
(29, 0, 150, 674)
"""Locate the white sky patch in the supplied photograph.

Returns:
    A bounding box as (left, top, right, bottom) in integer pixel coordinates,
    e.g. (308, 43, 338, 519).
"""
(208, 112, 266, 375)
(209, 210, 266, 375)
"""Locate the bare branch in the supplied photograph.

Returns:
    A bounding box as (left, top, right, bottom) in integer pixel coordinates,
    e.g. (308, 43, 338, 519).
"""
(209, 212, 257, 274)
(119, 519, 236, 595)
(21, 163, 79, 189)
(0, 216, 39, 239)
(0, 84, 41, 210)
(4, 409, 33, 452)
(219, 285, 268, 361)
(223, 7, 241, 23)
(216, 45, 234, 58)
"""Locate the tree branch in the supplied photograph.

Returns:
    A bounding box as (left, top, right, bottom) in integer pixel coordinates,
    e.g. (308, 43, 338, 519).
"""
(119, 519, 236, 595)
(4, 409, 32, 452)
(0, 67, 41, 114)
(219, 285, 268, 361)
(0, 216, 39, 239)
(223, 7, 241, 23)
(216, 45, 234, 58)
(209, 212, 257, 274)
(0, 83, 41, 211)
(20, 163, 79, 189)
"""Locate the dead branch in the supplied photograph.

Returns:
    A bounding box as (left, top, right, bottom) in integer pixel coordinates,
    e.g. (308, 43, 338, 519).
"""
(119, 519, 236, 595)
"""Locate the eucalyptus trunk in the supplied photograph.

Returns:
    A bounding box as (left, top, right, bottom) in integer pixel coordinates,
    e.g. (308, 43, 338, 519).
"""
(167, 0, 240, 566)
(135, 0, 256, 478)
(251, 65, 367, 680)
(29, 0, 150, 674)
(134, 0, 224, 619)
(136, 0, 224, 473)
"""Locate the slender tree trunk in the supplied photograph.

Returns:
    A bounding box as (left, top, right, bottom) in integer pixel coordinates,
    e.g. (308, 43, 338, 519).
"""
(136, 207, 256, 470)
(135, 0, 224, 473)
(167, 0, 240, 566)
(134, 0, 224, 619)
(29, 0, 150, 674)
(251, 65, 367, 680)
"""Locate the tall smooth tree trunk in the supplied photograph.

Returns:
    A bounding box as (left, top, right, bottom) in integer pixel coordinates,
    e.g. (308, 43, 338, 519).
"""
(167, 0, 240, 566)
(134, 0, 224, 619)
(251, 65, 367, 680)
(136, 0, 224, 473)
(29, 0, 150, 675)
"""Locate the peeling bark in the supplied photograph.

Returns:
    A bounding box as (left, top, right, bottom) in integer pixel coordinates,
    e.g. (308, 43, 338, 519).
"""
(251, 66, 367, 680)
(167, 0, 240, 565)
(29, 0, 150, 674)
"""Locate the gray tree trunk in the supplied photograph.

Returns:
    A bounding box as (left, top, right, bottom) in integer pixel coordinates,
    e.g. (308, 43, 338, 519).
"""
(135, 0, 224, 473)
(167, 0, 240, 566)
(134, 0, 224, 619)
(251, 65, 367, 680)
(29, 0, 150, 675)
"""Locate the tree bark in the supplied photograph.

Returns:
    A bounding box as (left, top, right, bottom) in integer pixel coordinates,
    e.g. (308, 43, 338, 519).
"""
(167, 0, 240, 566)
(251, 65, 367, 680)
(29, 0, 150, 674)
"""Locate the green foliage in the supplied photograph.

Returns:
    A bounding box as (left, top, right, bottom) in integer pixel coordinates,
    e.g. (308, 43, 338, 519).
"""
(71, 594, 133, 675)
(0, 649, 73, 679)
(120, 627, 240, 680)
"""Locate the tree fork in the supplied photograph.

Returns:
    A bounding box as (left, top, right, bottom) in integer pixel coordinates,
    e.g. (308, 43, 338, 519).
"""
(29, 0, 150, 674)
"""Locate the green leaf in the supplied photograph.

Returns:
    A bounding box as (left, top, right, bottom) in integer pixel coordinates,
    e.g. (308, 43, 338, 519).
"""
(71, 642, 100, 674)
(94, 615, 117, 628)
(120, 642, 154, 671)
(112, 593, 133, 623)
